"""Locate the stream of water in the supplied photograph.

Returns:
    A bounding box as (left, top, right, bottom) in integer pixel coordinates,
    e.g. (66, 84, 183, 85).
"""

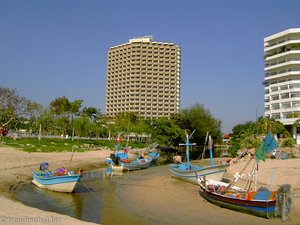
(14, 167, 120, 224)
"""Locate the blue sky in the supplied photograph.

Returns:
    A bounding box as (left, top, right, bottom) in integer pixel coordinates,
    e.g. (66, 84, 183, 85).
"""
(1, 0, 300, 133)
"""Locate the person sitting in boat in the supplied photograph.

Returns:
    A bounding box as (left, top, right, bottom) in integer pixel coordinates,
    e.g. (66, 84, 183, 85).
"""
(138, 151, 147, 159)
(77, 168, 83, 175)
(55, 167, 68, 176)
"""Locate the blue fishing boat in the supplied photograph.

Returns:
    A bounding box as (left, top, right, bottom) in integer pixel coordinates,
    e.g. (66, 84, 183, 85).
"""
(32, 162, 81, 193)
(107, 157, 152, 172)
(145, 143, 160, 162)
(169, 131, 229, 185)
(146, 151, 160, 162)
(113, 144, 129, 161)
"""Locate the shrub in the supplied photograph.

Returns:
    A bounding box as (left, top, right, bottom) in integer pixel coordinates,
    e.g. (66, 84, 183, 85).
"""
(282, 138, 295, 148)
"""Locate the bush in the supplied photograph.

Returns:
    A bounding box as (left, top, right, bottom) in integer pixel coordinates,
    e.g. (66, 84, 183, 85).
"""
(282, 138, 295, 148)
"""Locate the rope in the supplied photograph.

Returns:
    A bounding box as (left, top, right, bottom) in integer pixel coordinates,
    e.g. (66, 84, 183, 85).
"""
(244, 160, 257, 191)
(79, 179, 100, 201)
(222, 156, 254, 193)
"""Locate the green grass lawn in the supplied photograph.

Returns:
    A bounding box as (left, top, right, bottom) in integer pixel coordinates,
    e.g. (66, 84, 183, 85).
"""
(0, 137, 148, 152)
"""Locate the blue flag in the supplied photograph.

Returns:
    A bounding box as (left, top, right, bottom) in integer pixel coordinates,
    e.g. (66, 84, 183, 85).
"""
(263, 130, 278, 153)
(255, 131, 278, 162)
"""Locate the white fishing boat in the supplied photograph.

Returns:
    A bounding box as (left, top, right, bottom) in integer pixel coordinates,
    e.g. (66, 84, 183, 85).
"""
(169, 131, 229, 185)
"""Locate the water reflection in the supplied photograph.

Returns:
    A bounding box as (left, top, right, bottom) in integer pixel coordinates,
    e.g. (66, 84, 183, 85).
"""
(15, 168, 117, 224)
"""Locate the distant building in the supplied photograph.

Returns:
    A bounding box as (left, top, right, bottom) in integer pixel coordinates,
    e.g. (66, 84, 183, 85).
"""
(105, 36, 181, 119)
(264, 28, 300, 141)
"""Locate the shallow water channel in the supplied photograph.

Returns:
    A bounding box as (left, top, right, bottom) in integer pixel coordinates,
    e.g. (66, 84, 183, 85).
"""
(14, 167, 128, 224)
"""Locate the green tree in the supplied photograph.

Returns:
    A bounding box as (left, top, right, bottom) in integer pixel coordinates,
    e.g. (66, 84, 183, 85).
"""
(27, 106, 55, 135)
(255, 117, 286, 135)
(50, 96, 71, 115)
(101, 115, 119, 140)
(73, 117, 91, 137)
(114, 112, 138, 141)
(0, 87, 37, 130)
(50, 97, 84, 136)
(179, 103, 222, 145)
(82, 107, 101, 120)
(147, 117, 185, 147)
(229, 118, 288, 157)
(131, 119, 149, 142)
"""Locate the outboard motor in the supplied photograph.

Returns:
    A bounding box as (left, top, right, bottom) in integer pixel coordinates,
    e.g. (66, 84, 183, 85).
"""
(39, 162, 49, 171)
(115, 156, 120, 165)
(275, 184, 293, 221)
(110, 153, 116, 163)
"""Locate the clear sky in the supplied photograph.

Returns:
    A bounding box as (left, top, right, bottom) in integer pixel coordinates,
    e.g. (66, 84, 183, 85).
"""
(1, 0, 300, 133)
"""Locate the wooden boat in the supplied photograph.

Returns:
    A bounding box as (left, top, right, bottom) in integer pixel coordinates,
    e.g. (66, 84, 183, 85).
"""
(197, 131, 293, 219)
(108, 157, 152, 172)
(32, 171, 81, 193)
(197, 177, 292, 219)
(169, 131, 229, 185)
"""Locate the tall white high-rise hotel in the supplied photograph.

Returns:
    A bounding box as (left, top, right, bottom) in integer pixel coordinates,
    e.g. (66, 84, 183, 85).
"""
(264, 28, 300, 135)
(105, 36, 181, 119)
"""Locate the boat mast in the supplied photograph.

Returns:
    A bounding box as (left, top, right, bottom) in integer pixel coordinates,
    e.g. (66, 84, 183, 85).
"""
(209, 135, 213, 167)
(179, 130, 196, 169)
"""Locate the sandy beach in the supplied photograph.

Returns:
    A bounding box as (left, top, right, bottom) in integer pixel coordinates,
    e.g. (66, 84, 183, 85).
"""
(0, 145, 300, 225)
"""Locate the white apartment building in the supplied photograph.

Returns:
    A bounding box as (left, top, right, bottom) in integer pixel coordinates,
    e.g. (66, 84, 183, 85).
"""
(264, 28, 300, 140)
(105, 36, 181, 119)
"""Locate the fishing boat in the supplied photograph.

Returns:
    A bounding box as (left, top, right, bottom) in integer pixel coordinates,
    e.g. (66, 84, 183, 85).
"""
(146, 151, 160, 162)
(32, 162, 81, 193)
(107, 157, 152, 172)
(169, 131, 229, 185)
(113, 144, 129, 161)
(145, 143, 160, 162)
(197, 131, 293, 220)
(197, 177, 292, 218)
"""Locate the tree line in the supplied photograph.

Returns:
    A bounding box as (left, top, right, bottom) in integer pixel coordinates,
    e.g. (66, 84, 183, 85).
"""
(0, 87, 222, 148)
(1, 86, 293, 156)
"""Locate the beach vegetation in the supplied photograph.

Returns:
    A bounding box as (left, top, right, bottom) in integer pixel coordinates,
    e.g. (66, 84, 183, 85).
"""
(282, 138, 295, 148)
(229, 117, 289, 157)
(0, 137, 147, 152)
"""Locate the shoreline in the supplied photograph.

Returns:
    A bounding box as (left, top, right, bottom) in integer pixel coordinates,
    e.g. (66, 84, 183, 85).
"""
(0, 146, 300, 225)
(0, 146, 110, 225)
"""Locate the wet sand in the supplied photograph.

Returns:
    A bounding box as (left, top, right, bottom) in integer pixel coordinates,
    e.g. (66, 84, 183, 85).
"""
(0, 146, 300, 225)
(115, 163, 300, 225)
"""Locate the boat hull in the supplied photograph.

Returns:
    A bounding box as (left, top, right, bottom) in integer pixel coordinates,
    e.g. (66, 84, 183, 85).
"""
(32, 171, 81, 193)
(169, 163, 229, 185)
(146, 152, 160, 162)
(111, 158, 152, 172)
(198, 179, 276, 218)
